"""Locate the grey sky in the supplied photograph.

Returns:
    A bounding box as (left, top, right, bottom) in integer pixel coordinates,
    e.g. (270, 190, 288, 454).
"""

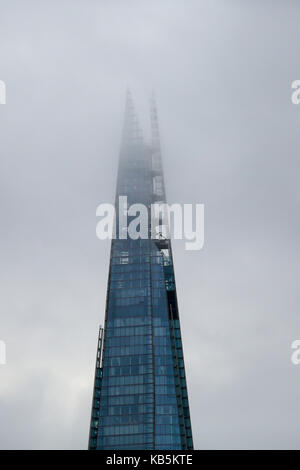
(1, 0, 300, 449)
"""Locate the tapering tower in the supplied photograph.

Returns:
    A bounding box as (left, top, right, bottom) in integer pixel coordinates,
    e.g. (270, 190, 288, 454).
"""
(89, 93, 193, 450)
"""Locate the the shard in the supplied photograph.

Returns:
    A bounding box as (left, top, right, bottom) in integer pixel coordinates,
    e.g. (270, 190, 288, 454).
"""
(88, 92, 193, 450)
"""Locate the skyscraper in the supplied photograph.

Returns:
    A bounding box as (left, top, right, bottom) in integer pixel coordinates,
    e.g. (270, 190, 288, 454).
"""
(89, 93, 193, 450)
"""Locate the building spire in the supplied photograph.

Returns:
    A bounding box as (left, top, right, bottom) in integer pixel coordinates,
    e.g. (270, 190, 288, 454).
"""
(149, 92, 166, 202)
(150, 91, 161, 150)
(121, 89, 143, 146)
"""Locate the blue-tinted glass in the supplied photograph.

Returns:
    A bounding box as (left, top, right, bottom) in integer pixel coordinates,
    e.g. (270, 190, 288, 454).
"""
(89, 94, 193, 450)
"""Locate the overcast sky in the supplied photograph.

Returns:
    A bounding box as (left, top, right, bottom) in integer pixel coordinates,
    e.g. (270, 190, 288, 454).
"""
(1, 0, 300, 449)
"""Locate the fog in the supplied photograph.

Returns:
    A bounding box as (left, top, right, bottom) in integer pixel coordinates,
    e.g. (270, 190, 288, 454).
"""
(0, 0, 300, 449)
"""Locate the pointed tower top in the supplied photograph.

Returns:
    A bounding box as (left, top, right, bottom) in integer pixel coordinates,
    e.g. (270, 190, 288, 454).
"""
(150, 92, 161, 150)
(121, 89, 143, 147)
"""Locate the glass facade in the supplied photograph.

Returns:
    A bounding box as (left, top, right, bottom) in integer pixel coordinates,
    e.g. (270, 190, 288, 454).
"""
(89, 93, 193, 450)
